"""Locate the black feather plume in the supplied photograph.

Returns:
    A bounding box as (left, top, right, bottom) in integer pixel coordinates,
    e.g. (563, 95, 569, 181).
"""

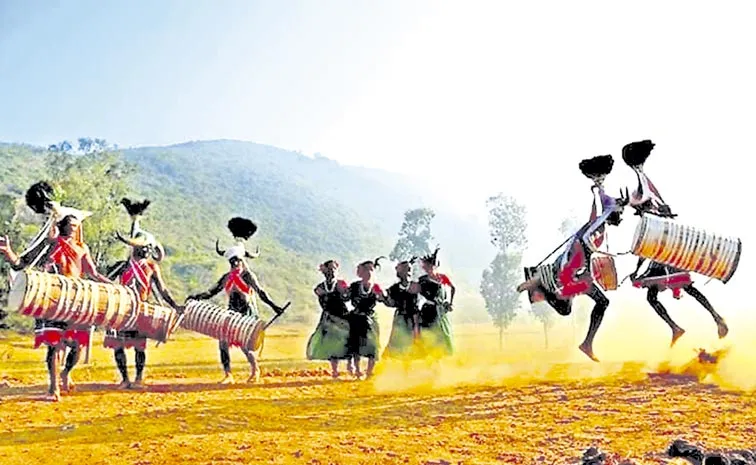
(228, 217, 258, 240)
(622, 140, 655, 168)
(579, 155, 614, 181)
(120, 198, 151, 216)
(25, 181, 55, 214)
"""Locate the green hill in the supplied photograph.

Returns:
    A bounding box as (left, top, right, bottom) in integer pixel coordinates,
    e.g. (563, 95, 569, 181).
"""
(0, 140, 492, 328)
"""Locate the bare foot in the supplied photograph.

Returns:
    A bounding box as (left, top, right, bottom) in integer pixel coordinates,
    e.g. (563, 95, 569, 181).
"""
(246, 372, 260, 384)
(46, 390, 60, 402)
(131, 379, 145, 390)
(60, 371, 75, 392)
(671, 328, 686, 347)
(578, 343, 599, 362)
(219, 373, 234, 385)
(331, 371, 339, 379)
(717, 321, 729, 339)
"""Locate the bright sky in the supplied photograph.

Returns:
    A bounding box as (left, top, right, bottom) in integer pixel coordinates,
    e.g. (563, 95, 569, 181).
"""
(1, 0, 754, 297)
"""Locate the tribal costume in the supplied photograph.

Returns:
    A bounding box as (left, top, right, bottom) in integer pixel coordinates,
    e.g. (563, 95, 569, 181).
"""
(103, 199, 182, 388)
(416, 248, 455, 358)
(383, 258, 420, 359)
(0, 182, 112, 400)
(187, 217, 285, 384)
(305, 259, 354, 378)
(517, 155, 628, 362)
(347, 257, 386, 378)
(622, 140, 728, 344)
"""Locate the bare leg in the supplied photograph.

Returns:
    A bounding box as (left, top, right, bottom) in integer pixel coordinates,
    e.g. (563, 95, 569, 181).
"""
(241, 347, 259, 383)
(329, 358, 339, 378)
(352, 355, 363, 378)
(114, 348, 130, 388)
(134, 349, 146, 386)
(60, 343, 80, 392)
(578, 284, 609, 362)
(366, 356, 376, 378)
(647, 287, 685, 346)
(346, 357, 354, 376)
(46, 345, 60, 401)
(683, 284, 728, 339)
(516, 277, 541, 293)
(219, 341, 234, 383)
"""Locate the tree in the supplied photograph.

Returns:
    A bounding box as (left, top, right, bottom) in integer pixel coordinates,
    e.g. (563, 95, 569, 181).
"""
(481, 194, 527, 349)
(45, 139, 135, 268)
(389, 207, 435, 263)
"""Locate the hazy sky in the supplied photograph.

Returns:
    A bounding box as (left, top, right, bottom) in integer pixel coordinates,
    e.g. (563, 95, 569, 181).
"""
(2, 1, 754, 287)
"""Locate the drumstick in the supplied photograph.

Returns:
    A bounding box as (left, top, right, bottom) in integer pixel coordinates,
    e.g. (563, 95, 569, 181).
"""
(156, 313, 185, 348)
(84, 325, 94, 364)
(263, 301, 291, 330)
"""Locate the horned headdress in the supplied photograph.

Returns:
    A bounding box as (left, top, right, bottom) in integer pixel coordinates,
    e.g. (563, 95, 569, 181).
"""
(420, 246, 441, 267)
(358, 256, 386, 270)
(621, 140, 675, 217)
(24, 181, 92, 246)
(115, 198, 165, 261)
(215, 217, 260, 260)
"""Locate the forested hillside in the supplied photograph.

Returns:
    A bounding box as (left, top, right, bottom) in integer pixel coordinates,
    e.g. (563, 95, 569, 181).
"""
(0, 140, 491, 329)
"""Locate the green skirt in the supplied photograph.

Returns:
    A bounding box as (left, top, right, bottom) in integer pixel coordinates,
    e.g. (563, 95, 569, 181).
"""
(306, 313, 351, 360)
(347, 313, 380, 359)
(384, 312, 416, 359)
(418, 304, 454, 358)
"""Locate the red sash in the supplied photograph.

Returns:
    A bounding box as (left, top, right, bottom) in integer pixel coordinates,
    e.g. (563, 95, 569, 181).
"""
(121, 259, 152, 300)
(225, 268, 251, 295)
(48, 237, 84, 278)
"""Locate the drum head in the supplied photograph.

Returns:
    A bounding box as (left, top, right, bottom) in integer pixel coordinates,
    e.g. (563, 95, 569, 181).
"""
(250, 320, 265, 352)
(7, 270, 27, 312)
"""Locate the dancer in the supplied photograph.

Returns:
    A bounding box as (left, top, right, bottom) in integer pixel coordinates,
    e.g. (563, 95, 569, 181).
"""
(187, 217, 286, 384)
(0, 182, 112, 400)
(347, 257, 386, 379)
(516, 155, 628, 362)
(622, 140, 728, 345)
(306, 259, 354, 378)
(415, 248, 455, 359)
(104, 198, 183, 389)
(383, 257, 420, 360)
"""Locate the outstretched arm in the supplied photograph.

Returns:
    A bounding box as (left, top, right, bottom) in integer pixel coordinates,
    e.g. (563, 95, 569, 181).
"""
(150, 264, 182, 312)
(82, 250, 113, 284)
(243, 270, 283, 314)
(0, 235, 52, 271)
(187, 275, 226, 301)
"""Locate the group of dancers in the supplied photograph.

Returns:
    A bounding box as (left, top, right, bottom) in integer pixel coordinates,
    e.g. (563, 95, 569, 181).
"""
(0, 179, 457, 400)
(0, 182, 287, 400)
(306, 249, 456, 379)
(516, 140, 732, 362)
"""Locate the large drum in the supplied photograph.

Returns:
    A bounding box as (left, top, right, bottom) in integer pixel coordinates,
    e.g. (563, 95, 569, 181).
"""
(631, 215, 742, 283)
(8, 269, 140, 330)
(126, 302, 179, 343)
(180, 300, 265, 351)
(591, 255, 618, 291)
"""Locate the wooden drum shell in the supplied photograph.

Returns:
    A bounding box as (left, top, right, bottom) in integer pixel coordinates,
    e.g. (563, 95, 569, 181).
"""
(631, 215, 742, 283)
(8, 270, 139, 330)
(181, 300, 264, 351)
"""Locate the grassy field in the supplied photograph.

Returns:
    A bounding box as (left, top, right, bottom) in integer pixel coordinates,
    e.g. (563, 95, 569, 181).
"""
(1, 319, 756, 465)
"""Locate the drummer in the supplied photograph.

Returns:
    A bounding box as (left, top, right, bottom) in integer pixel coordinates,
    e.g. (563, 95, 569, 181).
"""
(104, 199, 183, 389)
(0, 203, 112, 401)
(187, 218, 286, 384)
